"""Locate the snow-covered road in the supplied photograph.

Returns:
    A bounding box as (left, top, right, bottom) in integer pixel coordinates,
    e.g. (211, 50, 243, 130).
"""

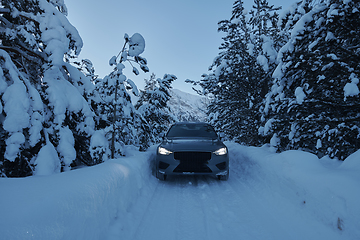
(1, 143, 359, 240)
(106, 143, 359, 240)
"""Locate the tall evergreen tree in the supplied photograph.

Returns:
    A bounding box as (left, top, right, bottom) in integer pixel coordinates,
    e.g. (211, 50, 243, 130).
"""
(0, 0, 96, 176)
(247, 0, 283, 143)
(261, 0, 313, 143)
(267, 0, 360, 159)
(248, 0, 282, 63)
(197, 0, 282, 146)
(200, 0, 258, 144)
(92, 33, 149, 159)
(135, 73, 177, 146)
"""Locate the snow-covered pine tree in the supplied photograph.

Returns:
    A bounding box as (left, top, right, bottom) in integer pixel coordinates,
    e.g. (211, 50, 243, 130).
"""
(246, 0, 284, 145)
(261, 0, 313, 150)
(248, 0, 282, 70)
(267, 0, 360, 159)
(93, 33, 149, 159)
(277, 0, 313, 35)
(0, 0, 96, 176)
(200, 0, 279, 146)
(201, 0, 245, 141)
(135, 73, 177, 146)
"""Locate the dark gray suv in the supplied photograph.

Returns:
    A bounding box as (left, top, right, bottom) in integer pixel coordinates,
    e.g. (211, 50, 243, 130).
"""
(155, 122, 229, 181)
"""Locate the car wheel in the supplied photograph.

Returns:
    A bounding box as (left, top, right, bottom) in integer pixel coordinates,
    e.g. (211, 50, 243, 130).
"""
(156, 171, 167, 181)
(217, 171, 229, 181)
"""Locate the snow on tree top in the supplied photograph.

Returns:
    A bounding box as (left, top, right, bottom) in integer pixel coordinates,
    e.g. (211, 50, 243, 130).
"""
(128, 33, 145, 57)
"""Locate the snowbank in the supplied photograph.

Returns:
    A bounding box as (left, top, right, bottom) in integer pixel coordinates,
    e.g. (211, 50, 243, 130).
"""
(340, 149, 360, 171)
(227, 142, 360, 239)
(0, 148, 151, 240)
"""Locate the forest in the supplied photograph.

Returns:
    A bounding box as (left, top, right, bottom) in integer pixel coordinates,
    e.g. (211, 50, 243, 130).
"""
(0, 0, 359, 177)
(192, 0, 359, 161)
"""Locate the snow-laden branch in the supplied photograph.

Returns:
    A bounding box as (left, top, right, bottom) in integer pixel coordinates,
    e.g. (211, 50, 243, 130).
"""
(0, 44, 46, 63)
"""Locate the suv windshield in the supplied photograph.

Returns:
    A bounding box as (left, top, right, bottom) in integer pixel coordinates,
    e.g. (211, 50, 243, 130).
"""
(166, 123, 218, 138)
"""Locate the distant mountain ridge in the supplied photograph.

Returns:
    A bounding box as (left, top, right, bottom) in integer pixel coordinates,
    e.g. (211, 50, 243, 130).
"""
(168, 89, 208, 122)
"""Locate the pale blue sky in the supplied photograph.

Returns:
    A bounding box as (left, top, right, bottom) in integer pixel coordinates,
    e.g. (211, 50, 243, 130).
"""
(66, 0, 295, 93)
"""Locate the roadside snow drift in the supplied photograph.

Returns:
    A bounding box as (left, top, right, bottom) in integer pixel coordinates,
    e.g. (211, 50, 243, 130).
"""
(0, 144, 359, 240)
(0, 148, 149, 240)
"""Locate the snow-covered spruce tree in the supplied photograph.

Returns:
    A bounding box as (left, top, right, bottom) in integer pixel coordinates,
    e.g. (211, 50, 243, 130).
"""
(201, 1, 254, 144)
(74, 59, 98, 84)
(247, 0, 284, 144)
(261, 0, 313, 149)
(93, 33, 149, 159)
(248, 0, 282, 72)
(199, 0, 280, 146)
(277, 0, 313, 35)
(267, 0, 360, 160)
(0, 0, 95, 176)
(135, 73, 177, 145)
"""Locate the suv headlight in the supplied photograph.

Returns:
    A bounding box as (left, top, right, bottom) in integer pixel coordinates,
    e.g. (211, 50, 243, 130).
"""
(158, 147, 173, 155)
(214, 147, 227, 156)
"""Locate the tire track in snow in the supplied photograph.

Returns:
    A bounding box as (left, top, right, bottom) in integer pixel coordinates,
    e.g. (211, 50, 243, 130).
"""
(176, 176, 207, 240)
(130, 180, 179, 240)
(198, 176, 250, 239)
(105, 176, 162, 239)
(172, 175, 218, 240)
(129, 175, 227, 240)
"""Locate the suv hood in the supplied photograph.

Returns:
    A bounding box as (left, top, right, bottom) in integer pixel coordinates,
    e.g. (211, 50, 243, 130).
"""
(160, 138, 226, 152)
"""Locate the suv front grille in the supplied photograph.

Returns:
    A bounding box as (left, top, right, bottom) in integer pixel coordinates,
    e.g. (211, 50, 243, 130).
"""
(173, 152, 212, 173)
(174, 152, 211, 161)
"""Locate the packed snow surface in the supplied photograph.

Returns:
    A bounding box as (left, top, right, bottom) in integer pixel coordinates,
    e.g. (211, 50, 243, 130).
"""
(0, 144, 359, 240)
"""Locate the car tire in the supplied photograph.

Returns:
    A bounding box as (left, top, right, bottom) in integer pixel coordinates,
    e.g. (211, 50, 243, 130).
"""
(156, 171, 167, 181)
(217, 171, 229, 181)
